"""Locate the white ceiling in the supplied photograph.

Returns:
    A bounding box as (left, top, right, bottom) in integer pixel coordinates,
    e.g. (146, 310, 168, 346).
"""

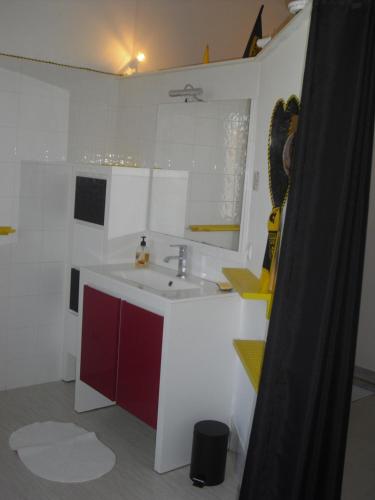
(0, 0, 290, 73)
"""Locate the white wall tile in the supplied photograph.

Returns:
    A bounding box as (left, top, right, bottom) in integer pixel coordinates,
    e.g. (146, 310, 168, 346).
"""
(8, 295, 40, 330)
(11, 229, 43, 263)
(9, 263, 41, 297)
(216, 146, 247, 175)
(169, 114, 194, 144)
(44, 132, 68, 162)
(0, 162, 19, 197)
(0, 264, 10, 298)
(0, 196, 16, 226)
(190, 102, 219, 119)
(138, 105, 158, 142)
(194, 117, 218, 147)
(0, 63, 21, 93)
(189, 201, 240, 225)
(5, 353, 37, 390)
(42, 230, 67, 262)
(37, 293, 64, 326)
(17, 129, 45, 161)
(0, 58, 119, 390)
(136, 140, 156, 169)
(192, 145, 216, 173)
(19, 163, 42, 197)
(18, 196, 43, 230)
(41, 168, 71, 229)
(39, 263, 66, 295)
(7, 326, 37, 360)
(19, 94, 47, 131)
(0, 91, 18, 126)
(0, 297, 9, 390)
(168, 143, 193, 170)
(190, 173, 235, 202)
(234, 174, 246, 204)
(0, 239, 12, 262)
(33, 327, 63, 385)
(154, 142, 170, 169)
(0, 126, 17, 161)
(49, 96, 69, 132)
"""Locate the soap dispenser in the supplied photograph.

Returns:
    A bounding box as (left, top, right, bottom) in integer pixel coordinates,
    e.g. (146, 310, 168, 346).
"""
(135, 236, 150, 268)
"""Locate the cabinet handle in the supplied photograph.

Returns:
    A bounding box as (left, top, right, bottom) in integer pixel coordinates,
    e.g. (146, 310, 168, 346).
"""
(0, 226, 16, 235)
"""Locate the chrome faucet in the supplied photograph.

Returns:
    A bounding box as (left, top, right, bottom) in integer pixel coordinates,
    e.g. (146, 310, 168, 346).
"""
(163, 244, 188, 278)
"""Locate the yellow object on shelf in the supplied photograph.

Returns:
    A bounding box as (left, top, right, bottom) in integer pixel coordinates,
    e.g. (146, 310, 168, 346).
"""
(188, 224, 240, 232)
(0, 226, 16, 235)
(216, 281, 233, 292)
(233, 339, 265, 392)
(222, 267, 273, 319)
(203, 44, 210, 64)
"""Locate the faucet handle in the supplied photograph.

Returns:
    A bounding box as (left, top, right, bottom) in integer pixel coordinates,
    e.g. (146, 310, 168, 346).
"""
(170, 244, 187, 254)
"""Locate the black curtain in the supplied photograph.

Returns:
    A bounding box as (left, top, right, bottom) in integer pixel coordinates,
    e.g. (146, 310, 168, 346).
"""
(239, 1, 375, 499)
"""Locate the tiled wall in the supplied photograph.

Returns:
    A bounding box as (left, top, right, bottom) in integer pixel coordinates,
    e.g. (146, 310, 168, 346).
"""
(0, 162, 72, 389)
(114, 60, 260, 281)
(0, 56, 120, 389)
(0, 56, 259, 389)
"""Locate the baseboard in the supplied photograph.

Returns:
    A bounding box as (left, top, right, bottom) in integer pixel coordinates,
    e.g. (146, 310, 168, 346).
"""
(229, 419, 248, 489)
(354, 366, 375, 391)
(62, 353, 76, 382)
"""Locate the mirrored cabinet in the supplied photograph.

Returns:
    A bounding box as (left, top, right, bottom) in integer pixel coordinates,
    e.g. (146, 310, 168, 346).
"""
(149, 99, 251, 251)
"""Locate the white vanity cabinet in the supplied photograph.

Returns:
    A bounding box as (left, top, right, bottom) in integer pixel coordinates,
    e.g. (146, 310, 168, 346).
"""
(75, 264, 241, 473)
(63, 165, 151, 381)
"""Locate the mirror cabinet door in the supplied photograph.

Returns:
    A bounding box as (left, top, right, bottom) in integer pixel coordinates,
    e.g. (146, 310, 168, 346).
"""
(150, 100, 250, 251)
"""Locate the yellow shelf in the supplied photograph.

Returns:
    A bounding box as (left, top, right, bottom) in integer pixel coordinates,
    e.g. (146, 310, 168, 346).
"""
(0, 226, 16, 236)
(188, 224, 240, 232)
(233, 340, 265, 393)
(222, 268, 273, 318)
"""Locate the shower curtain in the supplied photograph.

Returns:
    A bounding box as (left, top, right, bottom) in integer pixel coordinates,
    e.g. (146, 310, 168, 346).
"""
(239, 0, 375, 498)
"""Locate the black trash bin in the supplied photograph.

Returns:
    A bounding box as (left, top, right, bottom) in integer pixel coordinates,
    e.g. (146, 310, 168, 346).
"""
(189, 420, 230, 487)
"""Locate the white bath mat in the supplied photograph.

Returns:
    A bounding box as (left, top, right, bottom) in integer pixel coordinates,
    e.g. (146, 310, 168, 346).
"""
(9, 421, 115, 483)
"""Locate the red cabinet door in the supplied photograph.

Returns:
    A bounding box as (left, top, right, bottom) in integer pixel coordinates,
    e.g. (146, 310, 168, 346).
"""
(117, 302, 164, 429)
(80, 286, 121, 401)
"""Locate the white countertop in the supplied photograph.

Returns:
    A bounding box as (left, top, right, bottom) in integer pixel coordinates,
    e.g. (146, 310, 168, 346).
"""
(81, 262, 235, 304)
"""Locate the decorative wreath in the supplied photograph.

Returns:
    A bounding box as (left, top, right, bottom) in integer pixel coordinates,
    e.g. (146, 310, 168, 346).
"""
(267, 95, 300, 208)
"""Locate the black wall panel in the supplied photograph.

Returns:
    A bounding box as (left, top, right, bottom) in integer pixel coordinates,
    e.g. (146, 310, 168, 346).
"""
(74, 176, 106, 225)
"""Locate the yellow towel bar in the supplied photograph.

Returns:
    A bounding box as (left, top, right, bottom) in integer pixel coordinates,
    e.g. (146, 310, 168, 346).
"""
(188, 224, 240, 232)
(0, 226, 16, 235)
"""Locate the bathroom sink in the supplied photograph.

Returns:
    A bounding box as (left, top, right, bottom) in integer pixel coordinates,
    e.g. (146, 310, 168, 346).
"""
(108, 268, 201, 292)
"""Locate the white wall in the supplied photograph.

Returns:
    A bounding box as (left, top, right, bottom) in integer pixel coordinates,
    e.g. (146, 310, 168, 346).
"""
(355, 150, 375, 371)
(230, 10, 310, 472)
(0, 0, 290, 73)
(0, 56, 120, 389)
(0, 6, 310, 402)
(247, 13, 310, 275)
(115, 58, 261, 280)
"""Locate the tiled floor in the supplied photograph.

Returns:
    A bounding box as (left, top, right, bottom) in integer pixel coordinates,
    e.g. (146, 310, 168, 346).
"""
(351, 385, 374, 402)
(342, 392, 375, 500)
(0, 382, 240, 500)
(0, 381, 374, 499)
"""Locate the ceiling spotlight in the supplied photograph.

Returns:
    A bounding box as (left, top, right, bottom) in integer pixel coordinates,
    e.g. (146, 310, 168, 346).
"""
(122, 52, 146, 75)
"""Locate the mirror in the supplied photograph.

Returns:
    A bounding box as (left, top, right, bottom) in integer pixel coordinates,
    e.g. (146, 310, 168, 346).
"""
(149, 99, 251, 251)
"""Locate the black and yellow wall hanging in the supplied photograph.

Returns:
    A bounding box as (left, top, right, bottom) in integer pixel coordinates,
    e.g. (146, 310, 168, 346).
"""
(243, 5, 264, 58)
(260, 95, 300, 294)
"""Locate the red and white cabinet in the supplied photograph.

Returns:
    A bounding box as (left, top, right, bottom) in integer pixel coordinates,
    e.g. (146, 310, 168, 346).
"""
(80, 286, 163, 429)
(75, 271, 239, 474)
